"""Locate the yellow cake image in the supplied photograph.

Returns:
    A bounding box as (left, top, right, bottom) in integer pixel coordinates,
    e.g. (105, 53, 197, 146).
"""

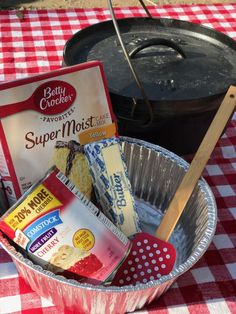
(52, 140, 93, 199)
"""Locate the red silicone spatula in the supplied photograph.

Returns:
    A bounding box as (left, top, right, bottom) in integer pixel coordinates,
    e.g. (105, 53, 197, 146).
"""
(112, 86, 236, 286)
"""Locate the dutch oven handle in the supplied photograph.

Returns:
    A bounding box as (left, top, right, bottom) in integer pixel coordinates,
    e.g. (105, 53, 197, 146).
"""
(129, 38, 186, 59)
(108, 0, 154, 126)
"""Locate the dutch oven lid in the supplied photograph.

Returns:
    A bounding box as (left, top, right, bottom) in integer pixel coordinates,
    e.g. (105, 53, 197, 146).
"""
(63, 17, 236, 102)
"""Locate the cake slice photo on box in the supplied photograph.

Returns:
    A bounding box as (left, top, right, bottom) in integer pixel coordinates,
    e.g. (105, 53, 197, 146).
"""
(52, 140, 93, 200)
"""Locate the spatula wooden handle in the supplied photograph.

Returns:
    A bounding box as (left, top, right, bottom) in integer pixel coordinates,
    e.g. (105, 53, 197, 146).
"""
(155, 85, 236, 242)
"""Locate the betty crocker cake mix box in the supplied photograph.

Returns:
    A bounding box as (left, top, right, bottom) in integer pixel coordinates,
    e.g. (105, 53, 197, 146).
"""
(0, 61, 116, 206)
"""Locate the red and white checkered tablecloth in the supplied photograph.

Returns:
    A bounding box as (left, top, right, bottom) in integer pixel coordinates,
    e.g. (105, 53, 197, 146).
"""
(0, 3, 236, 314)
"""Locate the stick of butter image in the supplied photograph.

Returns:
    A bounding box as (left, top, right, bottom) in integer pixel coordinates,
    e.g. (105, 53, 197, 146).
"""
(84, 137, 140, 237)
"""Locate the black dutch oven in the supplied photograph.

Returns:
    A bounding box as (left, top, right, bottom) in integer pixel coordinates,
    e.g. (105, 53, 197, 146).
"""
(63, 2, 236, 155)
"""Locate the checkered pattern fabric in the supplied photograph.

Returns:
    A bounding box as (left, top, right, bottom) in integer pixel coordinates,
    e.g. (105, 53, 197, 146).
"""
(0, 3, 235, 314)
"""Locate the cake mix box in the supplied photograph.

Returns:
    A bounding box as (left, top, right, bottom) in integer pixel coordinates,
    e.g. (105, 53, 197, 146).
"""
(0, 61, 116, 206)
(0, 167, 131, 284)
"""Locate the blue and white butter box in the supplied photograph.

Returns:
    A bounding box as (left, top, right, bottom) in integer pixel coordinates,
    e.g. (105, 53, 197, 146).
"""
(84, 137, 140, 237)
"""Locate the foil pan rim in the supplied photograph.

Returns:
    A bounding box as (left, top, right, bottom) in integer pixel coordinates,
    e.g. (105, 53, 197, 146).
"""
(0, 136, 217, 293)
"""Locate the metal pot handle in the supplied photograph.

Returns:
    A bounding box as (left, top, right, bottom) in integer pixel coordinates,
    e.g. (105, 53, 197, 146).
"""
(107, 0, 154, 126)
(129, 38, 186, 59)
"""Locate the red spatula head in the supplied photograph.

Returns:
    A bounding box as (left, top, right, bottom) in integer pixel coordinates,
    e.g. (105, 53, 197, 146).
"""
(112, 232, 176, 286)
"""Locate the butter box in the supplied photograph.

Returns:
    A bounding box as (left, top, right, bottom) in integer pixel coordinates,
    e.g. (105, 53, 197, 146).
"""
(84, 137, 140, 237)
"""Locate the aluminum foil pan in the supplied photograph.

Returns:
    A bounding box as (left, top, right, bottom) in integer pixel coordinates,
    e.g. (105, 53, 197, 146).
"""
(0, 137, 217, 314)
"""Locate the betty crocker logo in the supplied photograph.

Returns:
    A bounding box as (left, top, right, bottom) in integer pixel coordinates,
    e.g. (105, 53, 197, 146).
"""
(0, 80, 76, 118)
(34, 80, 76, 115)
